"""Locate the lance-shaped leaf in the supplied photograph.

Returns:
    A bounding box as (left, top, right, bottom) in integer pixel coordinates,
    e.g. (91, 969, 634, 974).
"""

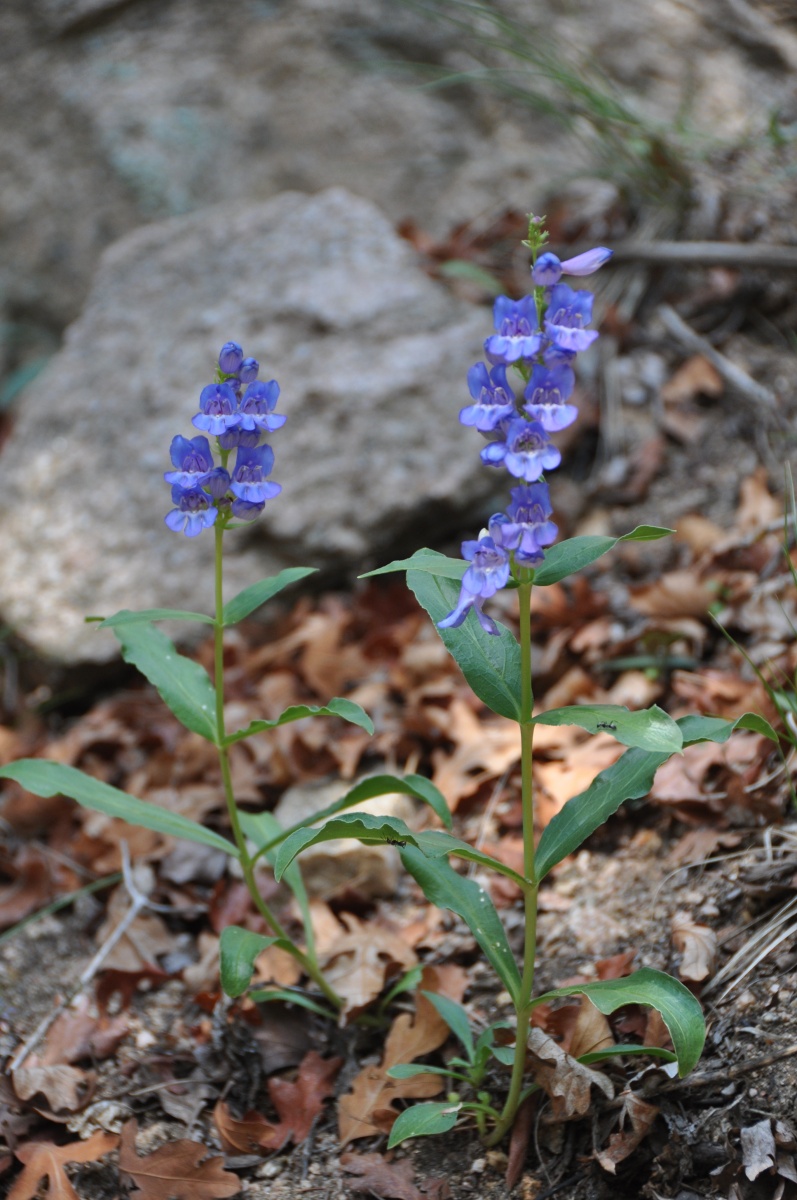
(387, 1100, 461, 1148)
(534, 704, 683, 754)
(108, 621, 218, 743)
(226, 697, 374, 745)
(362, 550, 467, 582)
(400, 846, 521, 1006)
(531, 526, 673, 586)
(535, 746, 671, 881)
(222, 567, 317, 626)
(531, 968, 706, 1077)
(255, 775, 451, 859)
(99, 607, 215, 627)
(0, 760, 239, 856)
(408, 557, 522, 722)
(679, 711, 779, 746)
(274, 816, 527, 891)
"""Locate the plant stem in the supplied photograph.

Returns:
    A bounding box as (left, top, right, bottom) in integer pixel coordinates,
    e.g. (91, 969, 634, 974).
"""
(212, 525, 341, 1009)
(485, 576, 538, 1146)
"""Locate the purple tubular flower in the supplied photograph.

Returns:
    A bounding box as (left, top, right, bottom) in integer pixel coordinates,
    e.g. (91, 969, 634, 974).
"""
(480, 417, 562, 482)
(164, 434, 215, 487)
(543, 343, 576, 369)
(239, 357, 259, 384)
(202, 466, 232, 499)
(544, 284, 599, 353)
(192, 383, 240, 436)
(219, 342, 244, 374)
(165, 485, 217, 537)
(231, 497, 266, 521)
(523, 364, 578, 432)
(559, 247, 612, 276)
(484, 296, 543, 364)
(460, 363, 517, 432)
(490, 483, 558, 566)
(239, 380, 287, 435)
(531, 252, 562, 287)
(438, 534, 511, 636)
(230, 444, 282, 504)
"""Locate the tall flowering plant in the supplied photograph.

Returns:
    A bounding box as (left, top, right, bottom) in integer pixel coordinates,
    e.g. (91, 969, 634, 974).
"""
(342, 216, 773, 1146)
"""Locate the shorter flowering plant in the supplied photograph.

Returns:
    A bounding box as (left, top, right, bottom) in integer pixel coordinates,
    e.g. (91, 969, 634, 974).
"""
(0, 341, 452, 1019)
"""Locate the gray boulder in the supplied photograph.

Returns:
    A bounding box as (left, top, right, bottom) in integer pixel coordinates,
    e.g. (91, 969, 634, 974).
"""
(0, 188, 492, 663)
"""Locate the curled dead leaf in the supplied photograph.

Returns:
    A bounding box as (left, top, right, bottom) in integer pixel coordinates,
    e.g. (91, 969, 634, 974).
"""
(596, 1091, 659, 1173)
(8, 1131, 118, 1200)
(671, 911, 717, 982)
(527, 1028, 614, 1120)
(13, 1065, 96, 1116)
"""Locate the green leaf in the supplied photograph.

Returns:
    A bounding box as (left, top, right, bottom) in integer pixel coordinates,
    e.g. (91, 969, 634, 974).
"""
(535, 746, 671, 880)
(248, 988, 338, 1019)
(222, 567, 317, 626)
(532, 969, 705, 1077)
(534, 704, 683, 754)
(226, 697, 374, 744)
(422, 992, 474, 1060)
(408, 556, 522, 721)
(413, 830, 528, 888)
(400, 846, 521, 1006)
(578, 1044, 677, 1066)
(678, 711, 779, 746)
(274, 813, 421, 879)
(262, 775, 452, 857)
(219, 926, 294, 998)
(108, 621, 218, 743)
(387, 1064, 467, 1081)
(532, 526, 674, 587)
(0, 760, 238, 857)
(387, 1100, 461, 1148)
(362, 550, 467, 581)
(238, 810, 315, 962)
(99, 608, 215, 627)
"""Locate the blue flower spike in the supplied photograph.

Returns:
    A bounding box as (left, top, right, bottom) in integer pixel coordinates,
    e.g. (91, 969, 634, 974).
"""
(439, 216, 611, 631)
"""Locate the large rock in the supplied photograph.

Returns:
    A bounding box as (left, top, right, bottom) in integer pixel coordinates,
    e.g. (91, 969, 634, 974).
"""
(0, 188, 490, 663)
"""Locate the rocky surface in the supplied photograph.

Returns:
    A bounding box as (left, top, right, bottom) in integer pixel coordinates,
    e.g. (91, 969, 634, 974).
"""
(0, 187, 489, 663)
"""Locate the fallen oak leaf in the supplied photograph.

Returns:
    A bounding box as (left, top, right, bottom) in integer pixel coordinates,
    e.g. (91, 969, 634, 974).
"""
(671, 911, 717, 983)
(119, 1120, 240, 1199)
(8, 1131, 118, 1200)
(596, 1091, 659, 1174)
(527, 1028, 614, 1120)
(213, 1104, 272, 1155)
(341, 1152, 425, 1200)
(12, 1065, 97, 1116)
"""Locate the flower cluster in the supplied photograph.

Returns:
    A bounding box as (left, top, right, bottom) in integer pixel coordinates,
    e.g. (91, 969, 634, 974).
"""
(440, 226, 611, 633)
(165, 342, 284, 536)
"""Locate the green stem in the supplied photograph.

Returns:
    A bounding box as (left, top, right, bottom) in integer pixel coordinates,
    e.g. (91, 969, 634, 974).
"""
(485, 576, 538, 1147)
(212, 525, 342, 1010)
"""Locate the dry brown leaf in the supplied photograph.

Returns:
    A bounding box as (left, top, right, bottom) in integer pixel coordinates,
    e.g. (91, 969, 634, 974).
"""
(629, 571, 715, 619)
(431, 700, 519, 810)
(321, 914, 417, 1019)
(527, 1028, 614, 1120)
(672, 911, 717, 982)
(8, 1131, 118, 1200)
(0, 848, 58, 930)
(214, 1051, 341, 1154)
(95, 885, 178, 972)
(661, 355, 723, 404)
(213, 1104, 272, 1155)
(253, 943, 302, 988)
(338, 965, 467, 1145)
(40, 998, 128, 1066)
(13, 1065, 96, 1115)
(594, 950, 637, 981)
(741, 1118, 777, 1181)
(736, 468, 781, 535)
(596, 1091, 659, 1173)
(567, 1000, 614, 1061)
(118, 1121, 240, 1199)
(676, 514, 728, 558)
(340, 1152, 425, 1199)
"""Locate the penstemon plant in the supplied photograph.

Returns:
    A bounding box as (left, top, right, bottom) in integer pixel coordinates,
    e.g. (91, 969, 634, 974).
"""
(0, 340, 452, 1019)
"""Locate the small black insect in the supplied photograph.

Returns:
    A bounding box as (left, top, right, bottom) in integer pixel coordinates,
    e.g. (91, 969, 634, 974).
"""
(386, 837, 408, 847)
(596, 721, 617, 731)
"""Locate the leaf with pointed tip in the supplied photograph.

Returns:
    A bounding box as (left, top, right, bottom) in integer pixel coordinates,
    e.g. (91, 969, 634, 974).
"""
(222, 567, 317, 626)
(532, 969, 705, 1076)
(400, 846, 521, 1006)
(678, 711, 779, 746)
(361, 550, 467, 581)
(108, 621, 218, 743)
(226, 697, 373, 745)
(386, 1100, 462, 1148)
(219, 926, 295, 998)
(534, 704, 682, 754)
(99, 608, 215, 627)
(0, 760, 238, 857)
(421, 992, 475, 1060)
(239, 810, 315, 962)
(532, 526, 674, 586)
